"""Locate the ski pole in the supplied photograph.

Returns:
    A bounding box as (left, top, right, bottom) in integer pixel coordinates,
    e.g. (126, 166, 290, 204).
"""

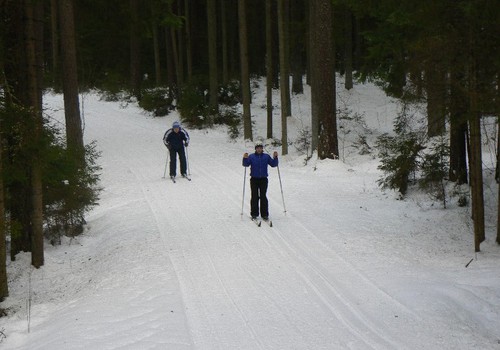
(185, 145, 191, 175)
(277, 164, 287, 214)
(241, 167, 247, 217)
(162, 151, 169, 178)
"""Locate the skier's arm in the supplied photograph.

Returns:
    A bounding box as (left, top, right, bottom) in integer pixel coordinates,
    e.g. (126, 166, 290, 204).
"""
(182, 130, 190, 146)
(269, 152, 279, 167)
(242, 153, 250, 166)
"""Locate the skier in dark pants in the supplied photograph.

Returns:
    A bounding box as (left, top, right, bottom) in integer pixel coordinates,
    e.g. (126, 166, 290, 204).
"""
(163, 121, 190, 179)
(242, 142, 278, 220)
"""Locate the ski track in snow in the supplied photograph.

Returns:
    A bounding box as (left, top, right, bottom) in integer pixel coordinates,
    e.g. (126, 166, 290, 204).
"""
(2, 93, 499, 350)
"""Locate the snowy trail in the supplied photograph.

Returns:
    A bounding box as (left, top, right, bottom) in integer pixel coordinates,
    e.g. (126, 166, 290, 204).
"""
(76, 98, 461, 349)
(2, 93, 499, 350)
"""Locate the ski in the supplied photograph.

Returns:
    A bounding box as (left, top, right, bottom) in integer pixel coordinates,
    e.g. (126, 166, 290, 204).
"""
(170, 176, 176, 183)
(251, 217, 262, 227)
(181, 175, 192, 181)
(262, 219, 273, 227)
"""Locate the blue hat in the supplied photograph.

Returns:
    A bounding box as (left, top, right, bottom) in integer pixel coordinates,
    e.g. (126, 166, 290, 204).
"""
(172, 121, 180, 128)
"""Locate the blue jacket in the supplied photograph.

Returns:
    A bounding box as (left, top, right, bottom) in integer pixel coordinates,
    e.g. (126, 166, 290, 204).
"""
(242, 152, 278, 178)
(163, 128, 189, 150)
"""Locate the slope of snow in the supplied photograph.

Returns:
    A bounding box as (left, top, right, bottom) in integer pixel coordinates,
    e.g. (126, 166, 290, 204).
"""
(1, 81, 499, 349)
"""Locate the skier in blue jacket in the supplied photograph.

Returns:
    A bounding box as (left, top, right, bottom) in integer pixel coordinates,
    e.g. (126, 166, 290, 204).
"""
(242, 142, 278, 220)
(163, 121, 190, 179)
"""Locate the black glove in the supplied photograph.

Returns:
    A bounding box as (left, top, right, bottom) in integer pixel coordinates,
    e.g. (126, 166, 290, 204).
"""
(185, 142, 189, 147)
(166, 144, 171, 150)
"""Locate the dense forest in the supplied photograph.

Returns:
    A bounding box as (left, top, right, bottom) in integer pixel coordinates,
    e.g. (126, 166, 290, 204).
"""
(0, 0, 499, 301)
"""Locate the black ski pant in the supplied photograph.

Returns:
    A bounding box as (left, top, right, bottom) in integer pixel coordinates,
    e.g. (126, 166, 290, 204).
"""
(169, 147, 187, 176)
(250, 177, 269, 218)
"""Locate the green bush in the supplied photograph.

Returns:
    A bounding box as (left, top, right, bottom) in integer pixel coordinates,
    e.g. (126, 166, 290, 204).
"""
(139, 87, 175, 117)
(376, 112, 426, 195)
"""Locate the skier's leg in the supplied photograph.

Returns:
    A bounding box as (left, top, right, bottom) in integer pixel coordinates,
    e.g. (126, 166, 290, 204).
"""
(250, 177, 260, 218)
(169, 148, 177, 176)
(260, 178, 269, 218)
(179, 147, 187, 175)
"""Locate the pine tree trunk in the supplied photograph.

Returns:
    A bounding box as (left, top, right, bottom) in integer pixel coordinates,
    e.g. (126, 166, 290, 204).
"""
(25, 0, 44, 268)
(50, 0, 59, 87)
(129, 0, 141, 100)
(313, 0, 338, 159)
(469, 114, 485, 252)
(344, 9, 353, 90)
(220, 1, 229, 84)
(0, 111, 8, 299)
(449, 69, 468, 184)
(309, 0, 318, 152)
(207, 0, 219, 116)
(497, 121, 500, 244)
(425, 61, 446, 137)
(290, 0, 303, 95)
(265, 0, 273, 139)
(152, 24, 162, 85)
(59, 0, 84, 158)
(184, 0, 192, 82)
(176, 0, 185, 87)
(277, 0, 289, 155)
(165, 27, 176, 88)
(238, 0, 252, 141)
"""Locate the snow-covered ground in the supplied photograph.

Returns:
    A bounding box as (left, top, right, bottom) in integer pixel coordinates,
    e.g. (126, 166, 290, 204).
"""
(1, 80, 499, 349)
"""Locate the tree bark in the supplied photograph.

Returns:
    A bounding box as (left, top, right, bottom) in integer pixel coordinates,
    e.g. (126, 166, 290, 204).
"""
(220, 1, 229, 85)
(50, 0, 59, 87)
(207, 0, 219, 115)
(265, 0, 273, 139)
(449, 69, 468, 184)
(25, 0, 44, 268)
(129, 0, 142, 100)
(312, 0, 338, 159)
(152, 24, 161, 85)
(309, 0, 318, 152)
(290, 0, 303, 94)
(238, 0, 252, 141)
(497, 121, 500, 244)
(184, 0, 192, 82)
(425, 61, 446, 137)
(0, 104, 8, 299)
(277, 0, 290, 155)
(59, 0, 84, 158)
(344, 8, 353, 90)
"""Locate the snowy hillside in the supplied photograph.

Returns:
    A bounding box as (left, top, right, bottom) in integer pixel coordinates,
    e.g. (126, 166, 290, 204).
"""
(1, 80, 499, 349)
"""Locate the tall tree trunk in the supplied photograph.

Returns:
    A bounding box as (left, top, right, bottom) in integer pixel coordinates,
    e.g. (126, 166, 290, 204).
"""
(277, 0, 290, 155)
(184, 0, 192, 82)
(50, 0, 59, 87)
(312, 0, 338, 159)
(129, 0, 141, 100)
(0, 104, 8, 299)
(449, 69, 468, 184)
(497, 121, 500, 245)
(469, 114, 485, 252)
(265, 0, 273, 139)
(425, 61, 446, 137)
(59, 0, 84, 158)
(207, 0, 219, 116)
(25, 0, 44, 268)
(290, 0, 303, 95)
(344, 8, 353, 90)
(309, 0, 318, 151)
(152, 24, 162, 85)
(238, 0, 252, 141)
(176, 0, 185, 87)
(468, 29, 485, 252)
(165, 27, 176, 88)
(221, 0, 229, 85)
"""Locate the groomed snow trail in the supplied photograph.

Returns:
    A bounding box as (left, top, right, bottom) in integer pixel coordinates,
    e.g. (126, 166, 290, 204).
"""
(74, 96, 482, 350)
(4, 93, 498, 350)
